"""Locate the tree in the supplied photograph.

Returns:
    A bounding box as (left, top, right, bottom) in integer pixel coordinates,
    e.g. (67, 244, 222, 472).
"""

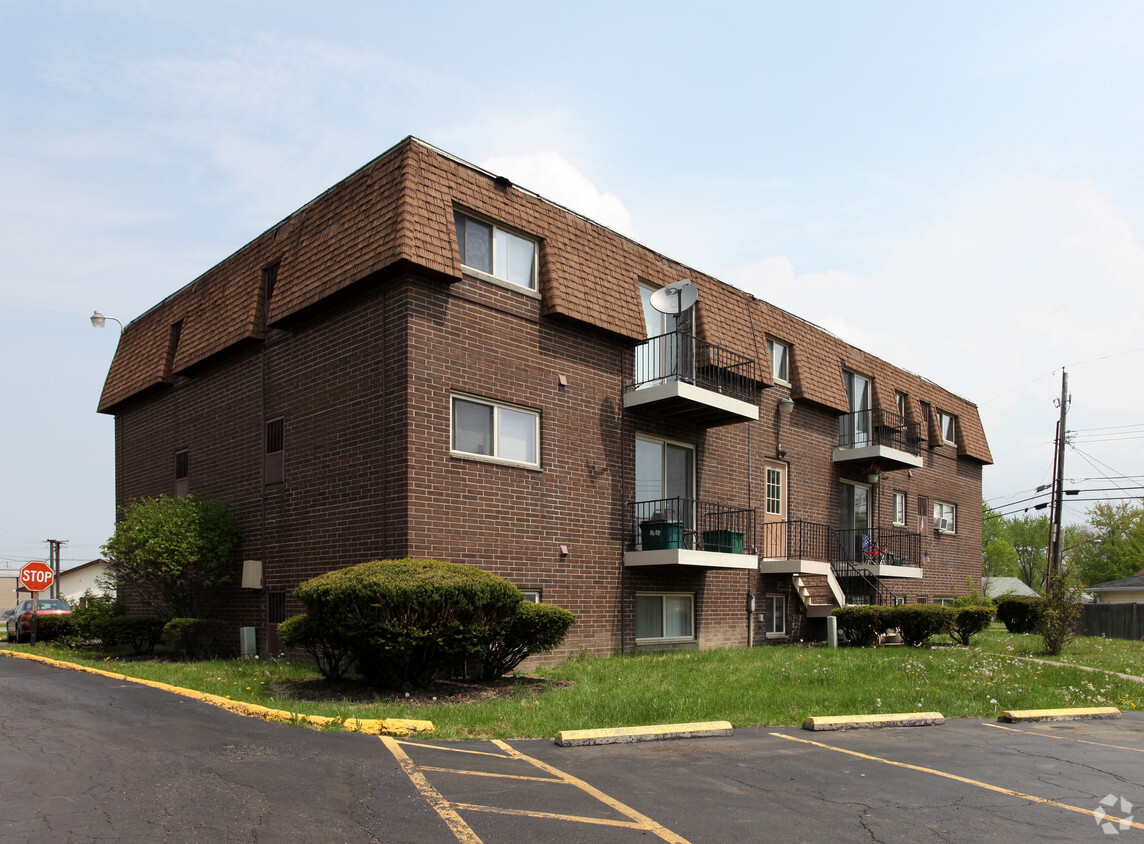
(1070, 502, 1144, 587)
(102, 494, 242, 618)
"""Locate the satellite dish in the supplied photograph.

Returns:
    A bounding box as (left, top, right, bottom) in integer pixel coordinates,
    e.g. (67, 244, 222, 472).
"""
(649, 280, 698, 315)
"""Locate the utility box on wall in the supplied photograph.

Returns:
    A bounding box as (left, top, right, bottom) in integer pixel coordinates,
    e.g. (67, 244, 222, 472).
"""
(240, 626, 257, 658)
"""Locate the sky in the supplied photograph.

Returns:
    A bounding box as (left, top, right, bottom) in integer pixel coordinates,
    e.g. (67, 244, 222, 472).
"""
(2, 1, 1143, 572)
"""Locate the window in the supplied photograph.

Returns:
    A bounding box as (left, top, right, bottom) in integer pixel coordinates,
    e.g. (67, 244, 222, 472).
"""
(933, 501, 956, 534)
(766, 594, 786, 637)
(452, 395, 540, 467)
(767, 338, 790, 383)
(896, 391, 907, 418)
(937, 410, 956, 445)
(934, 597, 955, 607)
(175, 450, 189, 497)
(893, 491, 906, 526)
(268, 591, 286, 625)
(264, 418, 285, 485)
(766, 467, 783, 516)
(455, 211, 537, 290)
(636, 593, 694, 641)
(521, 590, 541, 603)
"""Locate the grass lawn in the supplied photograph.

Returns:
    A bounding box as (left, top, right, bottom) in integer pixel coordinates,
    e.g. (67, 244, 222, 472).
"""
(5, 630, 1142, 740)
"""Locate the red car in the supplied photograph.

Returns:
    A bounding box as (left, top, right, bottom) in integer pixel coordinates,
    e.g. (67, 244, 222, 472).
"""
(5, 598, 71, 643)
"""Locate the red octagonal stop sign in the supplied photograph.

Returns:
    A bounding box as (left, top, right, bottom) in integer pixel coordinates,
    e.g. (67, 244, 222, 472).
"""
(19, 560, 54, 592)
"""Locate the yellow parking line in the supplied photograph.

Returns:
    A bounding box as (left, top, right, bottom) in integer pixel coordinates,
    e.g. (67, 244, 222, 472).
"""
(398, 741, 510, 758)
(418, 765, 563, 784)
(381, 736, 482, 844)
(491, 739, 690, 843)
(451, 802, 650, 829)
(771, 732, 1144, 832)
(983, 721, 1144, 753)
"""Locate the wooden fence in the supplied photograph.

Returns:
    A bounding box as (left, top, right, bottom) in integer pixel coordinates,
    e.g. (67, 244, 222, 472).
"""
(1081, 603, 1144, 641)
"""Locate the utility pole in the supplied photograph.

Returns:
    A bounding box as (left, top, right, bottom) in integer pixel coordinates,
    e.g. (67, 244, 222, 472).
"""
(44, 539, 66, 599)
(1046, 370, 1069, 591)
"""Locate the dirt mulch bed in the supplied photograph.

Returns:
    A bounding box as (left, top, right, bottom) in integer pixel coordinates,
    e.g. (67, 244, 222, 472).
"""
(270, 675, 570, 706)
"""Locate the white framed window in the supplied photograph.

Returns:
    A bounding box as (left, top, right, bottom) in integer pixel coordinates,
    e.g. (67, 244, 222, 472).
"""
(767, 338, 790, 384)
(766, 594, 786, 637)
(933, 501, 956, 534)
(937, 410, 956, 445)
(635, 592, 694, 641)
(896, 391, 907, 419)
(454, 211, 538, 291)
(893, 491, 906, 526)
(766, 467, 783, 516)
(521, 590, 541, 603)
(451, 395, 540, 468)
(934, 597, 955, 607)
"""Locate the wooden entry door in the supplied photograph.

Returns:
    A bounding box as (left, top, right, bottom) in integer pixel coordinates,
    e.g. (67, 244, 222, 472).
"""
(762, 461, 787, 558)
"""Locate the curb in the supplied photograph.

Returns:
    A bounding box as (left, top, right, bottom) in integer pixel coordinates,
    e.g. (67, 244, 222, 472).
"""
(802, 712, 945, 731)
(999, 707, 1121, 723)
(1, 650, 434, 736)
(555, 720, 733, 746)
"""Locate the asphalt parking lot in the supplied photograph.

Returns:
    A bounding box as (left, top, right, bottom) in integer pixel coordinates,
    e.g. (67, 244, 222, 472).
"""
(389, 715, 1144, 842)
(4, 653, 1143, 842)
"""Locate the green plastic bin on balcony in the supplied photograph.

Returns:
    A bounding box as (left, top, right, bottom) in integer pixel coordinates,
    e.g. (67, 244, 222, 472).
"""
(702, 529, 744, 554)
(640, 520, 683, 550)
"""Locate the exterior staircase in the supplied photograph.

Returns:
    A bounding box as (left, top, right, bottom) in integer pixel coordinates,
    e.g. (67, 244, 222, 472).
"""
(792, 573, 846, 617)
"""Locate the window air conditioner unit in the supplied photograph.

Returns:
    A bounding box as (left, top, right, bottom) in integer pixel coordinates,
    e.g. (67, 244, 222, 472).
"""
(935, 518, 949, 533)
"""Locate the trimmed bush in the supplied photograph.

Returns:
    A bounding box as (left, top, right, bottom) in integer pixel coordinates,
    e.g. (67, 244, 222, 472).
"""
(163, 618, 228, 659)
(949, 606, 994, 646)
(34, 614, 74, 642)
(108, 616, 167, 655)
(278, 614, 352, 681)
(832, 606, 889, 647)
(996, 595, 1042, 633)
(293, 558, 523, 689)
(68, 591, 126, 644)
(889, 604, 953, 647)
(482, 601, 577, 680)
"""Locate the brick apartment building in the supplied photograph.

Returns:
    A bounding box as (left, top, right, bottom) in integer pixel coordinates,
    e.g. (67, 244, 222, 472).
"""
(97, 136, 992, 658)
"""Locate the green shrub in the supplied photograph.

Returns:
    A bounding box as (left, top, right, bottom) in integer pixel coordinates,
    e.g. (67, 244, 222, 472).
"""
(293, 558, 523, 689)
(952, 593, 994, 608)
(108, 616, 167, 654)
(163, 618, 228, 659)
(278, 614, 352, 681)
(996, 595, 1042, 633)
(949, 606, 994, 646)
(34, 614, 74, 642)
(889, 604, 953, 647)
(68, 591, 126, 645)
(1041, 571, 1083, 655)
(482, 601, 577, 680)
(832, 606, 889, 646)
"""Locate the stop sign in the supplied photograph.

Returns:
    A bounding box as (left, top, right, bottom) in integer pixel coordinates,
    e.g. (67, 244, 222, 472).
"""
(19, 561, 54, 592)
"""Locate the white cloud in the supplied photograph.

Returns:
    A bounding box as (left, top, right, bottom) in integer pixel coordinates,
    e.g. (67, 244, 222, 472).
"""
(481, 150, 635, 236)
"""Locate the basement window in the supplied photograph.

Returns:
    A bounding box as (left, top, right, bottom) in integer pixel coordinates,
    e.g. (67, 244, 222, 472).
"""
(636, 593, 694, 642)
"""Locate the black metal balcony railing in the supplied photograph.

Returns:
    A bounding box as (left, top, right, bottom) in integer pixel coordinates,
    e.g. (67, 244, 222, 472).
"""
(628, 330, 757, 405)
(837, 408, 922, 455)
(760, 520, 918, 606)
(837, 527, 922, 568)
(625, 497, 756, 554)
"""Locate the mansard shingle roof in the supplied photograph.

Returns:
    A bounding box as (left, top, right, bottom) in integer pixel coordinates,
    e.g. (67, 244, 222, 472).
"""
(98, 137, 991, 465)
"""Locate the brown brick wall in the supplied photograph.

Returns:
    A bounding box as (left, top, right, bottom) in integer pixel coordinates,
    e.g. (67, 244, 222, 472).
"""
(110, 268, 985, 660)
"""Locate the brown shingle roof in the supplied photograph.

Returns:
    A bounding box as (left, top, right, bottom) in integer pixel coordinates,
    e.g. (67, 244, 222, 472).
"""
(97, 137, 992, 464)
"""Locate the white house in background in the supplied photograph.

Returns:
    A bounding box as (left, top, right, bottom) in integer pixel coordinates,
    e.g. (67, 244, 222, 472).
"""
(58, 560, 115, 603)
(982, 576, 1039, 599)
(1, 574, 16, 609)
(1086, 570, 1144, 605)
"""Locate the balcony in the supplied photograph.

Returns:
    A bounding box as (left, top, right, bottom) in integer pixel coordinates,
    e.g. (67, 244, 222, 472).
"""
(760, 520, 920, 605)
(834, 408, 923, 470)
(624, 497, 758, 570)
(624, 330, 759, 427)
